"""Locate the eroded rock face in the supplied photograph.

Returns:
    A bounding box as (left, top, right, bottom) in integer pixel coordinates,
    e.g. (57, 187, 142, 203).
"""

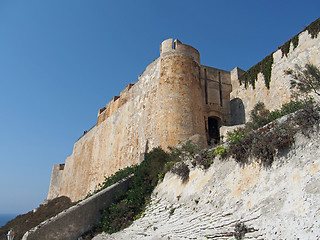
(94, 129, 320, 240)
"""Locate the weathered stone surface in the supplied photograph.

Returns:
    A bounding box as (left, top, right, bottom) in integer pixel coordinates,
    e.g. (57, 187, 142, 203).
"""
(48, 25, 320, 203)
(230, 31, 320, 121)
(51, 39, 232, 202)
(93, 129, 320, 240)
(157, 52, 206, 148)
(23, 176, 132, 240)
(58, 58, 162, 201)
(47, 164, 65, 200)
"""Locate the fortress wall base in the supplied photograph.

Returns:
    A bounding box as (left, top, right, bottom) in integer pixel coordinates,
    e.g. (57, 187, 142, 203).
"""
(23, 176, 132, 240)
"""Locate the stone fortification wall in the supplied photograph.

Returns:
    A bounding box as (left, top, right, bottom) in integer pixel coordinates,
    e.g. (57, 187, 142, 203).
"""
(53, 39, 215, 202)
(49, 27, 320, 202)
(24, 176, 132, 240)
(58, 58, 162, 201)
(47, 164, 65, 200)
(156, 39, 207, 148)
(231, 29, 320, 121)
(200, 66, 232, 125)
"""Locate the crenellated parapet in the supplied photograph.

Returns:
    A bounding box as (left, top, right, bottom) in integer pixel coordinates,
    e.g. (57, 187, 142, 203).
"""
(97, 83, 135, 125)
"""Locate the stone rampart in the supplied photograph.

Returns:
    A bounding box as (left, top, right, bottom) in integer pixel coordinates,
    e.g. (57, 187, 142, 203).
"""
(52, 38, 234, 201)
(156, 46, 206, 148)
(23, 175, 132, 240)
(48, 27, 320, 203)
(200, 66, 232, 125)
(58, 57, 162, 201)
(231, 29, 320, 121)
(47, 164, 65, 200)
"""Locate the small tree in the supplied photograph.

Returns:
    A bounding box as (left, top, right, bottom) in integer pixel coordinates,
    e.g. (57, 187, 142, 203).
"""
(248, 102, 270, 129)
(286, 64, 320, 97)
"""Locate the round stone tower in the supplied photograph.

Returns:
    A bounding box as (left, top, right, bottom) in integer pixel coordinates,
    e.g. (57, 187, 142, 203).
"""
(156, 39, 206, 148)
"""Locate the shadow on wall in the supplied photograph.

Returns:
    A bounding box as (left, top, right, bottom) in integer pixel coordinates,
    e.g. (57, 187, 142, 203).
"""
(230, 98, 245, 125)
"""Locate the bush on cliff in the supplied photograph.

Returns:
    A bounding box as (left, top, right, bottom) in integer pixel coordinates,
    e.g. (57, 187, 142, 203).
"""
(84, 94, 319, 238)
(227, 99, 319, 166)
(192, 98, 319, 170)
(88, 143, 196, 236)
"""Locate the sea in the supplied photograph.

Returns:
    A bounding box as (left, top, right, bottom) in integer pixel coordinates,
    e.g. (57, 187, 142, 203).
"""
(0, 214, 17, 228)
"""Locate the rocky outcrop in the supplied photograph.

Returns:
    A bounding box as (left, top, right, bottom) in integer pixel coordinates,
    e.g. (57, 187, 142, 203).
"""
(93, 128, 320, 240)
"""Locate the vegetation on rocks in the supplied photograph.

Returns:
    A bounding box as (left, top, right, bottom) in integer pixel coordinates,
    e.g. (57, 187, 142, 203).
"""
(92, 147, 168, 234)
(82, 99, 320, 238)
(233, 222, 249, 240)
(193, 98, 319, 169)
(84, 64, 320, 238)
(83, 141, 198, 237)
(0, 196, 74, 240)
(226, 99, 319, 166)
(171, 162, 190, 183)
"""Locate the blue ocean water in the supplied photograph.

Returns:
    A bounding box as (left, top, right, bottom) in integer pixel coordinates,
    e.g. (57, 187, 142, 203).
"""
(0, 214, 17, 228)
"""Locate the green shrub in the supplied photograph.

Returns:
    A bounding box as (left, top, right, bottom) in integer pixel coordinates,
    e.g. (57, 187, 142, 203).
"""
(245, 101, 306, 132)
(213, 145, 229, 158)
(163, 161, 176, 176)
(171, 162, 190, 182)
(228, 130, 253, 164)
(194, 152, 214, 169)
(94, 147, 170, 234)
(227, 128, 245, 144)
(227, 100, 319, 166)
(248, 102, 271, 129)
(93, 141, 202, 235)
(286, 64, 320, 97)
(180, 140, 200, 155)
(294, 102, 320, 130)
(278, 100, 304, 116)
(85, 165, 136, 199)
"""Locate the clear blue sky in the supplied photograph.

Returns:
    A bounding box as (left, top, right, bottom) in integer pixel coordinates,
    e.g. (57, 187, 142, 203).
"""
(0, 0, 319, 214)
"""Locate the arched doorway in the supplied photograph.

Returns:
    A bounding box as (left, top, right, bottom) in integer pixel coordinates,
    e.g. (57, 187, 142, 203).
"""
(230, 98, 245, 125)
(208, 117, 220, 145)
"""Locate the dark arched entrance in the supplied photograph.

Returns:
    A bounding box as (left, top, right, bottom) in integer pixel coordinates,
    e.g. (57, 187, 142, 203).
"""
(208, 117, 220, 145)
(230, 98, 245, 125)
